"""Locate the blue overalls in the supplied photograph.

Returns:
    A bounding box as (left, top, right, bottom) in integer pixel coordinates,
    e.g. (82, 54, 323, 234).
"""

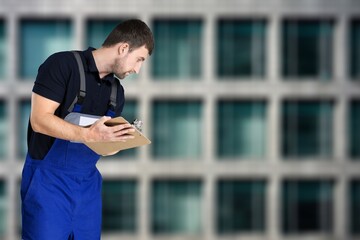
(21, 51, 117, 240)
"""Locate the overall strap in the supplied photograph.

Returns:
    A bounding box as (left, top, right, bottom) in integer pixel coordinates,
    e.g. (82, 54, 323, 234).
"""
(68, 51, 119, 117)
(68, 51, 86, 113)
(106, 79, 118, 117)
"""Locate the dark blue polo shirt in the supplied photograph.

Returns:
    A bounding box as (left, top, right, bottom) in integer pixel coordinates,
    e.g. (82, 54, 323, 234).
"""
(28, 47, 125, 160)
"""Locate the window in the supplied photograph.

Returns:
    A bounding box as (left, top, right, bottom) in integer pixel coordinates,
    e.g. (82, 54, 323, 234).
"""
(350, 19, 360, 79)
(0, 181, 5, 237)
(0, 101, 7, 159)
(114, 100, 138, 158)
(16, 181, 21, 235)
(217, 180, 266, 233)
(217, 100, 266, 159)
(283, 19, 333, 80)
(20, 19, 73, 79)
(350, 100, 360, 159)
(86, 19, 121, 49)
(282, 100, 333, 158)
(0, 20, 6, 79)
(217, 19, 266, 78)
(102, 180, 137, 232)
(152, 19, 202, 79)
(152, 101, 202, 159)
(152, 180, 202, 234)
(350, 180, 360, 234)
(283, 180, 333, 233)
(18, 100, 31, 158)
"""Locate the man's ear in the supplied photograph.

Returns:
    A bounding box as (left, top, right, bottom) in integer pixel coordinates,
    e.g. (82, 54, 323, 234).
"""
(118, 43, 130, 55)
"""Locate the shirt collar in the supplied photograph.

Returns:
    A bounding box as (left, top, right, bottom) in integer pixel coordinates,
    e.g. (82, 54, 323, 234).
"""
(83, 47, 98, 73)
(83, 47, 115, 82)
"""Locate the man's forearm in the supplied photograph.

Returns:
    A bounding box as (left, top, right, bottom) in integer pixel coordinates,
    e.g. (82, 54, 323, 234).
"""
(31, 113, 89, 142)
(30, 93, 134, 143)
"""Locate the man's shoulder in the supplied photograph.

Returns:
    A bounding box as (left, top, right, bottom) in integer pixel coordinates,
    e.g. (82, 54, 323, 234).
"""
(46, 50, 76, 63)
(39, 51, 78, 73)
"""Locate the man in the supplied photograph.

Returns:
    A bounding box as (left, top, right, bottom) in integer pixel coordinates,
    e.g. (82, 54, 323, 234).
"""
(20, 19, 154, 240)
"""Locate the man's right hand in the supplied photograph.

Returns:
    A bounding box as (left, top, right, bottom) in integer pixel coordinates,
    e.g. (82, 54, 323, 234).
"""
(85, 116, 135, 142)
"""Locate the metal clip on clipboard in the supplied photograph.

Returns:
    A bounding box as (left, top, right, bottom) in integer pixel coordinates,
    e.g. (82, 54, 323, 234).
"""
(132, 119, 143, 132)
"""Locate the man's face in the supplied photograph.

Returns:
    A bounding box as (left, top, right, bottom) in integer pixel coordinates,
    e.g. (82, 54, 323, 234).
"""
(113, 45, 149, 79)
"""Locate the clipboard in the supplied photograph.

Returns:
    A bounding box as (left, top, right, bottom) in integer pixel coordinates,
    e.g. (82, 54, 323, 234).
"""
(84, 117, 151, 156)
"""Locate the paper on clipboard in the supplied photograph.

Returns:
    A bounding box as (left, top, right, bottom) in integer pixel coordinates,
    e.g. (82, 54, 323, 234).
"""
(84, 117, 151, 156)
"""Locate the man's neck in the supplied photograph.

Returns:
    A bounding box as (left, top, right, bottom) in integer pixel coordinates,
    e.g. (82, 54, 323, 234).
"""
(92, 47, 113, 79)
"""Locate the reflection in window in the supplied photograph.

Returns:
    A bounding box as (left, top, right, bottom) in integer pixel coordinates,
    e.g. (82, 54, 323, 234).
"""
(282, 100, 333, 158)
(20, 19, 73, 79)
(350, 100, 360, 159)
(217, 100, 266, 159)
(19, 101, 31, 158)
(350, 20, 360, 79)
(0, 102, 7, 159)
(152, 19, 202, 79)
(217, 180, 266, 233)
(152, 180, 202, 234)
(283, 20, 333, 80)
(217, 19, 266, 78)
(350, 180, 360, 234)
(114, 100, 137, 158)
(152, 101, 202, 159)
(0, 20, 6, 79)
(102, 180, 137, 232)
(283, 180, 333, 233)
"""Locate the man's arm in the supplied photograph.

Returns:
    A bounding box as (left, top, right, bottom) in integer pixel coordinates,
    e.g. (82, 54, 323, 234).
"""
(30, 93, 134, 143)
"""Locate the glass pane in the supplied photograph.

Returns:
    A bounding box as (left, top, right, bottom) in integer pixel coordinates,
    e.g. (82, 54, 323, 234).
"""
(16, 181, 21, 235)
(217, 19, 266, 78)
(217, 180, 266, 233)
(0, 20, 6, 79)
(283, 20, 333, 80)
(152, 19, 202, 79)
(350, 100, 360, 159)
(0, 181, 5, 237)
(152, 180, 202, 234)
(283, 180, 333, 233)
(114, 100, 137, 158)
(0, 102, 7, 159)
(20, 19, 73, 79)
(350, 180, 360, 234)
(152, 101, 202, 159)
(350, 20, 360, 79)
(217, 100, 266, 159)
(18, 100, 31, 158)
(102, 180, 137, 232)
(282, 100, 333, 158)
(86, 19, 121, 49)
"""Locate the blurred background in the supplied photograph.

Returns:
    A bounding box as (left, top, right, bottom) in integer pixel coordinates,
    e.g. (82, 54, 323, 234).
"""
(0, 0, 360, 239)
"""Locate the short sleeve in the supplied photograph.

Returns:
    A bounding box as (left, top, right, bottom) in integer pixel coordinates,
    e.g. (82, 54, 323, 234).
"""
(32, 52, 73, 104)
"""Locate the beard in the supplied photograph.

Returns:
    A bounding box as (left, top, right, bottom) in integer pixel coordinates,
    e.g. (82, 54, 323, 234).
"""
(115, 73, 126, 79)
(113, 60, 126, 79)
(113, 58, 133, 79)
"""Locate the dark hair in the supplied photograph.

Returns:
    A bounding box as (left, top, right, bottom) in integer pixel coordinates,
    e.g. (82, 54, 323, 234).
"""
(102, 19, 154, 55)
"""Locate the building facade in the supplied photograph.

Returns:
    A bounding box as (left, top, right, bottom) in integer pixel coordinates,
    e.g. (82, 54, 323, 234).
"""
(0, 0, 360, 239)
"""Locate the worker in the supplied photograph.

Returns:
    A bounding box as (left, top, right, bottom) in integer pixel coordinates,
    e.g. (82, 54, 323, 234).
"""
(20, 19, 154, 240)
